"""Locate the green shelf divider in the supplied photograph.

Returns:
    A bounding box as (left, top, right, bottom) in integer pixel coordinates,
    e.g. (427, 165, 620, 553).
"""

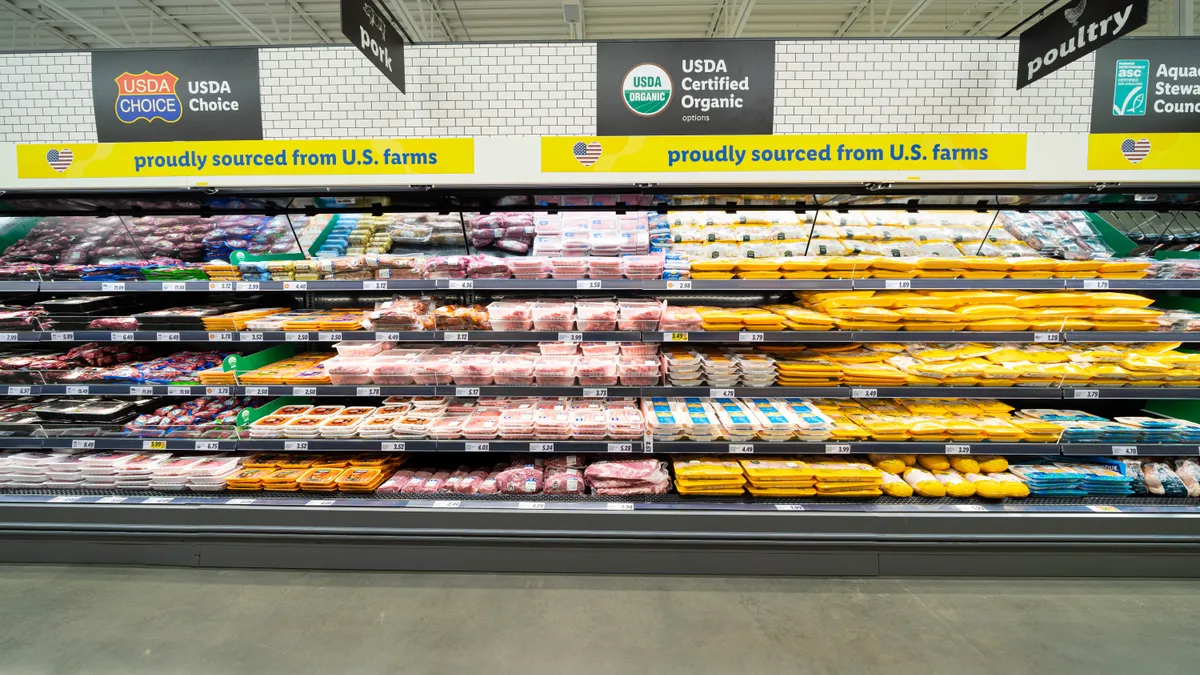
(222, 344, 295, 374)
(1086, 212, 1137, 258)
(1145, 400, 1200, 424)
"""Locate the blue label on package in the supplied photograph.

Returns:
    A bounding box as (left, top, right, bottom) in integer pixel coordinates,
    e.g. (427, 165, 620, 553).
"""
(1113, 58, 1149, 116)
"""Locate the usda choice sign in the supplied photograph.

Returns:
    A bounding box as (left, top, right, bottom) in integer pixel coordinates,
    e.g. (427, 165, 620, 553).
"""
(599, 40, 774, 135)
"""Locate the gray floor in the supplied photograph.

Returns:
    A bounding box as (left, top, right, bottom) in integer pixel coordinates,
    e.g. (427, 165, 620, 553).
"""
(0, 566, 1197, 675)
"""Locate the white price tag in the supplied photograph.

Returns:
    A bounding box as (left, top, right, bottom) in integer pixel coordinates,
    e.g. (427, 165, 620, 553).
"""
(242, 332, 264, 342)
(607, 443, 633, 453)
(71, 440, 95, 449)
(208, 282, 233, 291)
(582, 388, 608, 398)
(194, 441, 220, 451)
(465, 442, 490, 452)
(606, 502, 635, 511)
(101, 282, 125, 292)
(50, 496, 81, 503)
(167, 386, 191, 395)
(738, 332, 764, 342)
(709, 388, 735, 398)
(1073, 389, 1101, 400)
(283, 281, 308, 291)
(285, 332, 310, 342)
(775, 504, 805, 511)
(292, 387, 317, 396)
(851, 388, 878, 398)
(946, 444, 971, 454)
(318, 332, 342, 342)
(6, 386, 31, 395)
(1112, 445, 1138, 456)
(955, 504, 988, 512)
(356, 387, 381, 397)
(1088, 505, 1121, 513)
(162, 282, 186, 291)
(235, 282, 260, 291)
(0, 333, 18, 342)
(205, 387, 231, 396)
(664, 332, 689, 342)
(306, 500, 336, 506)
(448, 279, 474, 290)
(666, 280, 693, 290)
(432, 500, 462, 508)
(65, 386, 89, 395)
(50, 332, 74, 341)
(529, 442, 555, 452)
(576, 280, 602, 290)
(381, 442, 406, 451)
(444, 331, 469, 342)
(362, 280, 388, 290)
(111, 332, 134, 342)
(558, 332, 583, 343)
(642, 432, 655, 454)
(129, 386, 153, 396)
(1083, 279, 1110, 290)
(245, 386, 269, 396)
(209, 332, 233, 342)
(884, 280, 912, 290)
(284, 441, 309, 451)
(517, 502, 546, 510)
(456, 387, 481, 397)
(144, 497, 175, 504)
(824, 444, 852, 454)
(729, 444, 754, 454)
(227, 498, 256, 505)
(156, 332, 181, 342)
(141, 440, 167, 450)
(376, 332, 401, 341)
(97, 496, 127, 504)
(1033, 333, 1061, 343)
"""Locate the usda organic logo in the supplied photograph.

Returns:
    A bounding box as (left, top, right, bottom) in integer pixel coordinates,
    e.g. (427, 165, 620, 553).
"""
(622, 63, 671, 116)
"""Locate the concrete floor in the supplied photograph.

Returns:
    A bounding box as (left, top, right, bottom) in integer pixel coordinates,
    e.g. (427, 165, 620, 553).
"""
(0, 566, 1197, 675)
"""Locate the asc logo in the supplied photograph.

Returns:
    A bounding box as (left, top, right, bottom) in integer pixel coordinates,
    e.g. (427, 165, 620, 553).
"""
(115, 71, 182, 124)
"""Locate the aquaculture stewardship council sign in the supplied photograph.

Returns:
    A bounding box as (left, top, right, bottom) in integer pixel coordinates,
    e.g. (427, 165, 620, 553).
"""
(1091, 38, 1200, 133)
(92, 48, 263, 142)
(597, 40, 774, 136)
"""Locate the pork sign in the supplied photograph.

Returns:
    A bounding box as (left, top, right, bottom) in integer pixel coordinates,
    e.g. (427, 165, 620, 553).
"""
(342, 0, 406, 93)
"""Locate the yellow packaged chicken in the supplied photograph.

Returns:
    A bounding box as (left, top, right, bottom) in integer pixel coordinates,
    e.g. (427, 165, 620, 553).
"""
(949, 456, 981, 474)
(895, 307, 963, 323)
(989, 472, 1030, 498)
(917, 455, 950, 471)
(976, 456, 1010, 473)
(779, 258, 828, 271)
(869, 454, 908, 474)
(673, 458, 746, 480)
(1088, 292, 1155, 308)
(932, 469, 976, 497)
(963, 473, 1008, 498)
(880, 471, 914, 497)
(957, 304, 1023, 320)
(903, 467, 946, 497)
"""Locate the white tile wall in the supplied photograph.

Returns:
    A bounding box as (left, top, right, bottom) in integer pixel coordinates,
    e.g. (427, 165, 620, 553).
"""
(774, 39, 1094, 134)
(259, 43, 596, 139)
(0, 39, 1096, 142)
(0, 52, 96, 142)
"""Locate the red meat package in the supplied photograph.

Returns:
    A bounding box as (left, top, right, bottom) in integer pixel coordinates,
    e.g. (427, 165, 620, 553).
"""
(495, 463, 544, 494)
(544, 467, 585, 494)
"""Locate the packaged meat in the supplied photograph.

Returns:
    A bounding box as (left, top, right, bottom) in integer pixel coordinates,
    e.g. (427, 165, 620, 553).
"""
(493, 354, 536, 385)
(577, 355, 618, 385)
(506, 257, 552, 279)
(333, 341, 395, 358)
(485, 301, 534, 331)
(462, 411, 501, 439)
(659, 306, 704, 331)
(495, 463, 544, 494)
(576, 301, 618, 331)
(450, 353, 497, 385)
(538, 341, 579, 356)
(544, 467, 585, 494)
(532, 301, 575, 331)
(534, 355, 577, 386)
(412, 354, 457, 385)
(580, 342, 621, 356)
(618, 300, 663, 330)
(325, 357, 374, 385)
(619, 357, 662, 385)
(371, 354, 417, 385)
(550, 258, 589, 279)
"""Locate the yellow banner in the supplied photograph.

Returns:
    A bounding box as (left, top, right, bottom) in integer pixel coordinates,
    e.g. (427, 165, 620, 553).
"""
(542, 134, 1027, 173)
(18, 138, 474, 179)
(1088, 133, 1200, 170)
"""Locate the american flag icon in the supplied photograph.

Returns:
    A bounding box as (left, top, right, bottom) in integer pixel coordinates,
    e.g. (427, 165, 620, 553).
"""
(45, 148, 74, 172)
(573, 141, 602, 167)
(1120, 138, 1151, 164)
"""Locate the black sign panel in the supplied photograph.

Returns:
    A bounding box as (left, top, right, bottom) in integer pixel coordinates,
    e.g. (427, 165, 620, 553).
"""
(1091, 38, 1200, 133)
(92, 48, 263, 142)
(342, 0, 406, 93)
(597, 40, 774, 136)
(1017, 0, 1147, 89)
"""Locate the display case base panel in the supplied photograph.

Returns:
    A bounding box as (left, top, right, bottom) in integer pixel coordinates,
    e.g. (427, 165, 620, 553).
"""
(1, 492, 1199, 577)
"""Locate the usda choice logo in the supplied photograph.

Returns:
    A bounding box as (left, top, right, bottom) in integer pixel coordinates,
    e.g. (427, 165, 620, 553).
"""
(622, 63, 671, 116)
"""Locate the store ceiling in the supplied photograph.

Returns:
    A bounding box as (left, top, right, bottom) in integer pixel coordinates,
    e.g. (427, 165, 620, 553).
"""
(0, 0, 1187, 51)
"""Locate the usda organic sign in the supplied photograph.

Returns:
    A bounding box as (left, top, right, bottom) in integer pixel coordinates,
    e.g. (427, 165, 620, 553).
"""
(623, 63, 672, 116)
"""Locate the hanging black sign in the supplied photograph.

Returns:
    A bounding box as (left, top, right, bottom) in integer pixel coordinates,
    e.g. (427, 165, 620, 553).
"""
(92, 48, 263, 142)
(1017, 0, 1147, 89)
(597, 40, 775, 136)
(342, 0, 406, 93)
(1091, 38, 1200, 133)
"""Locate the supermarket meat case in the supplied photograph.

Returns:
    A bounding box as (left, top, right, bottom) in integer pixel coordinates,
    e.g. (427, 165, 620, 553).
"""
(4, 189, 1200, 575)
